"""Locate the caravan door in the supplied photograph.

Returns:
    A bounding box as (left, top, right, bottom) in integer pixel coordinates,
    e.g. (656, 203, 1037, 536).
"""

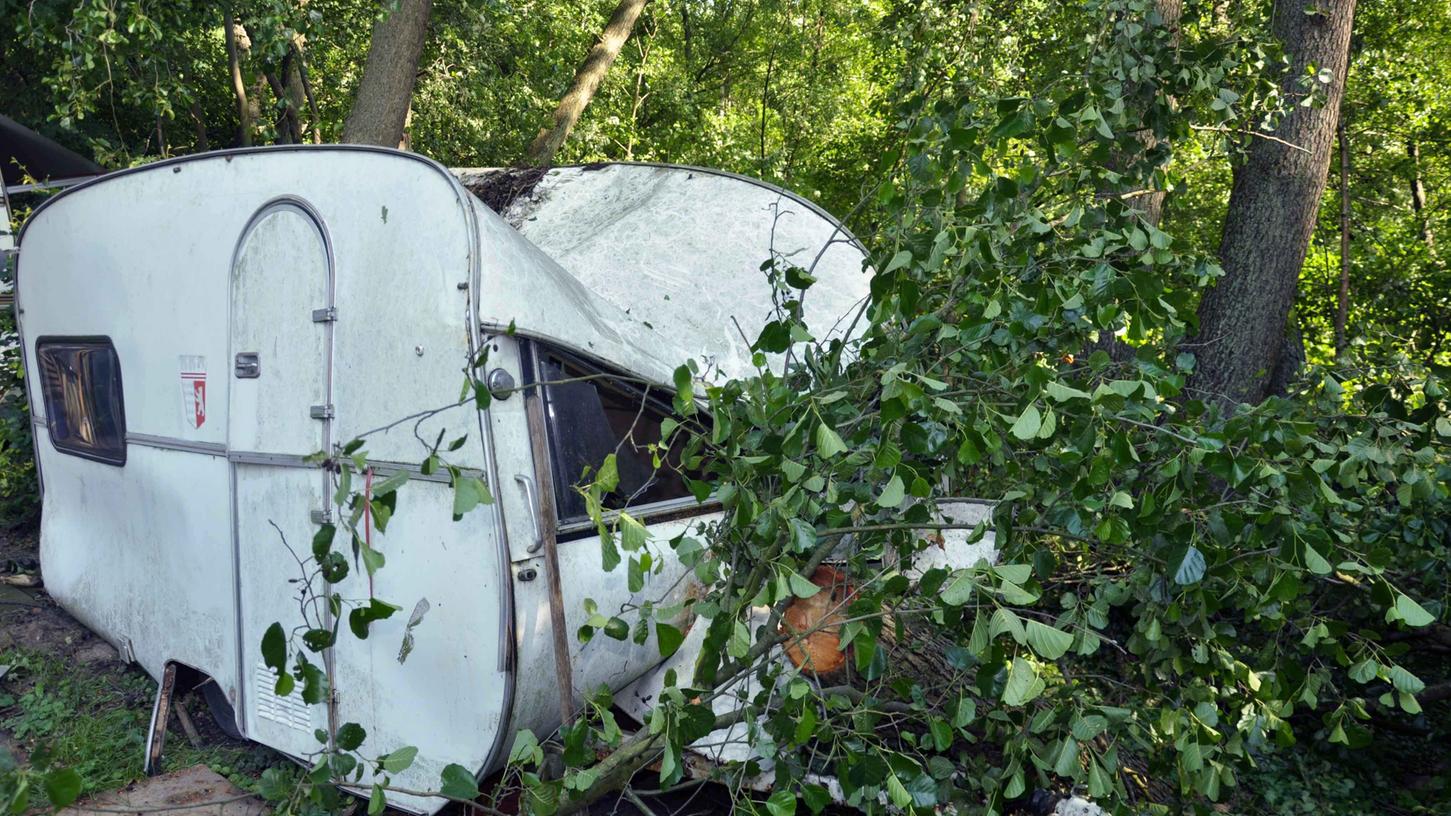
(227, 200, 334, 756)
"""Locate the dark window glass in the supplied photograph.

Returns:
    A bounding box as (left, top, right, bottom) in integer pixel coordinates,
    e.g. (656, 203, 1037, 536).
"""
(36, 340, 126, 465)
(538, 350, 695, 523)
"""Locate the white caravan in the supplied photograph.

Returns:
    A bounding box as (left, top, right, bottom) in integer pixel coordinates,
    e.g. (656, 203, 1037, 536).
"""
(11, 146, 868, 811)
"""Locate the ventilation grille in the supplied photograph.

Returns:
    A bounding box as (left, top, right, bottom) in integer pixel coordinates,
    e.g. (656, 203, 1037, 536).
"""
(254, 663, 311, 731)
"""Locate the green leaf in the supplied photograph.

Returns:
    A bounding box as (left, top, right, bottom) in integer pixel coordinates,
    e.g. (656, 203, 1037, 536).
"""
(939, 571, 977, 606)
(1053, 736, 1080, 777)
(43, 768, 82, 808)
(439, 763, 480, 801)
(261, 622, 287, 673)
(451, 475, 493, 520)
(953, 696, 977, 728)
(1395, 594, 1435, 627)
(620, 513, 648, 551)
(1010, 404, 1042, 441)
(335, 722, 367, 751)
(766, 789, 797, 816)
(1108, 490, 1133, 509)
(1304, 545, 1332, 576)
(1025, 620, 1074, 660)
(1174, 546, 1207, 585)
(1045, 381, 1091, 402)
(801, 783, 832, 815)
(1002, 658, 1045, 706)
(508, 730, 541, 766)
(885, 249, 913, 272)
(886, 774, 912, 809)
(990, 607, 1026, 644)
(368, 784, 386, 816)
(815, 423, 847, 458)
(380, 745, 418, 774)
(877, 474, 906, 508)
(1348, 659, 1378, 684)
(787, 570, 823, 598)
(1071, 714, 1108, 742)
(312, 523, 337, 560)
(1389, 664, 1425, 694)
(656, 622, 685, 658)
(371, 470, 410, 497)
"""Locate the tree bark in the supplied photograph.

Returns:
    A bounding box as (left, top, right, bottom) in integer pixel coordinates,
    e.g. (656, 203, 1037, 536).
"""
(223, 7, 251, 147)
(1121, 0, 1183, 226)
(1188, 0, 1356, 405)
(1409, 138, 1435, 254)
(525, 0, 649, 166)
(1088, 0, 1182, 365)
(293, 41, 324, 144)
(342, 0, 433, 148)
(1334, 119, 1351, 354)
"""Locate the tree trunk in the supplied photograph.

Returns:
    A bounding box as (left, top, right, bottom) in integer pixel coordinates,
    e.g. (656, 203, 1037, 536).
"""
(1120, 0, 1183, 226)
(293, 40, 324, 144)
(223, 7, 251, 147)
(1188, 0, 1355, 405)
(342, 0, 433, 148)
(1409, 138, 1435, 254)
(1088, 0, 1182, 364)
(525, 0, 649, 166)
(1334, 119, 1351, 354)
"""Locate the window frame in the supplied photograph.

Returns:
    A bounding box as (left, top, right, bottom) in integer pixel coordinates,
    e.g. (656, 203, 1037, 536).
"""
(523, 341, 716, 539)
(34, 336, 128, 466)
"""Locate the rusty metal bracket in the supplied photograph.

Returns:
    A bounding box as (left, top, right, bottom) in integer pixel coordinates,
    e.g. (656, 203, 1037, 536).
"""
(143, 663, 179, 776)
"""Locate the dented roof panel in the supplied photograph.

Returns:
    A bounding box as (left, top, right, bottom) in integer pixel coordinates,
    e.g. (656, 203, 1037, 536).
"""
(457, 163, 872, 381)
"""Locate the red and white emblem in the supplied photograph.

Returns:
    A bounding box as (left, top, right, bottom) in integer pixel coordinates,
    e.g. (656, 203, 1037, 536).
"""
(179, 355, 207, 429)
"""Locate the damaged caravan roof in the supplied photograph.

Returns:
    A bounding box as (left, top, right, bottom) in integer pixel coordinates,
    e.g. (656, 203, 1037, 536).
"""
(455, 164, 871, 380)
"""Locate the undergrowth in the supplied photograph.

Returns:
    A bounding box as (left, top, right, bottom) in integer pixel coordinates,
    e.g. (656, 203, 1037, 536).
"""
(0, 648, 282, 801)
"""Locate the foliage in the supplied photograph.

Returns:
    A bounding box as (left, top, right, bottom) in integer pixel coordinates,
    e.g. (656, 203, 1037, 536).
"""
(0, 305, 37, 530)
(0, 649, 281, 811)
(497, 3, 1451, 813)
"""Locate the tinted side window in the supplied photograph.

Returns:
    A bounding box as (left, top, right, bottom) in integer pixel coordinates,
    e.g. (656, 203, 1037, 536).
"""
(538, 350, 694, 523)
(36, 339, 127, 465)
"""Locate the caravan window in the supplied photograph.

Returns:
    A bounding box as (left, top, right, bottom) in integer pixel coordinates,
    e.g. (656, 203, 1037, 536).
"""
(36, 339, 127, 466)
(537, 349, 697, 526)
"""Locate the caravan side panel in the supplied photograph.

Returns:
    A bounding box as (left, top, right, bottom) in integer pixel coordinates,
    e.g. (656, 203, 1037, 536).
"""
(17, 148, 511, 813)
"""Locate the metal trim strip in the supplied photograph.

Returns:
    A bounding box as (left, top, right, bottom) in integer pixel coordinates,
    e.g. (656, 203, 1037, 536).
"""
(127, 433, 227, 456)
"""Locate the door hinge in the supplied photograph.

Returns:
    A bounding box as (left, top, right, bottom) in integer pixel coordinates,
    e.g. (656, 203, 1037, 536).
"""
(310, 404, 335, 420)
(311, 508, 333, 525)
(311, 307, 337, 323)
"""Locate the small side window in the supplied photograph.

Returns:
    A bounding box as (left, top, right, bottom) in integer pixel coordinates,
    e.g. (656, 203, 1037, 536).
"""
(537, 349, 697, 525)
(36, 339, 127, 465)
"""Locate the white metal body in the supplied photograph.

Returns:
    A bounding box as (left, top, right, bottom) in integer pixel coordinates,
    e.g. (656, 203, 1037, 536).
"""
(13, 146, 871, 812)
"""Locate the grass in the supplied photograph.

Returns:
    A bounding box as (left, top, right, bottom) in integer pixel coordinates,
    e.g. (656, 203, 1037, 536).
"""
(0, 648, 284, 800)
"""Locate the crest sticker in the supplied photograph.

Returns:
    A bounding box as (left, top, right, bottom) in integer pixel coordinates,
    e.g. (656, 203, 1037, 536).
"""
(179, 355, 207, 429)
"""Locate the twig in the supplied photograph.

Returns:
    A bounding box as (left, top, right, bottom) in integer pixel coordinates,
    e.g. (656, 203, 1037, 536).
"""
(1191, 124, 1310, 154)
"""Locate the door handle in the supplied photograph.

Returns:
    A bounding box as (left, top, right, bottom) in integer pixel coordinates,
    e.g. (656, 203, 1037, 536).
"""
(515, 474, 543, 553)
(234, 352, 260, 378)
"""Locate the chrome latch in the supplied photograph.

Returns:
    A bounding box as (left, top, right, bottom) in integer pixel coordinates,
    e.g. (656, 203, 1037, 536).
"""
(310, 404, 335, 420)
(234, 352, 261, 378)
(311, 307, 337, 323)
(311, 508, 333, 524)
